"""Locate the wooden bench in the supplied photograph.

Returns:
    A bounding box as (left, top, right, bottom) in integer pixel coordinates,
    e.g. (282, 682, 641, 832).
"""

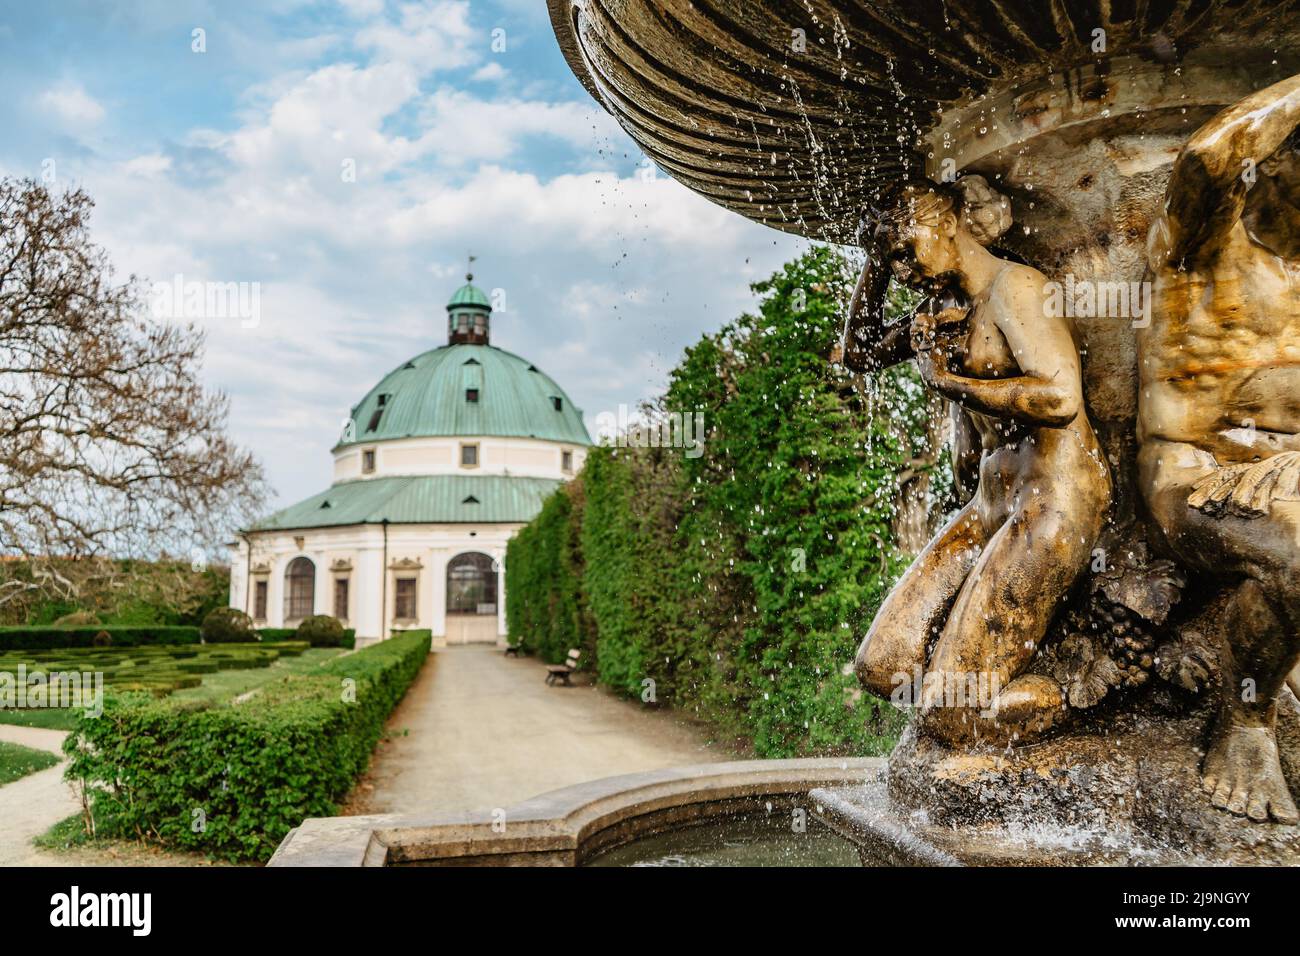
(545, 648, 581, 686)
(504, 643, 523, 657)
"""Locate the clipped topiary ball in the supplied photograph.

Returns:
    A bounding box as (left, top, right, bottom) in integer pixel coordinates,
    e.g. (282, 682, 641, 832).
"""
(201, 607, 257, 644)
(296, 615, 346, 647)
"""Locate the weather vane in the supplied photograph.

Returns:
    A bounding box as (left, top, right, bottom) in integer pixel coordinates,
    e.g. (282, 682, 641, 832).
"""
(467, 253, 476, 282)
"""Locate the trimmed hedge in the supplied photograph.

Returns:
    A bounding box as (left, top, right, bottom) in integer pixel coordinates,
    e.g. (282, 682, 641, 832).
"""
(259, 626, 357, 649)
(201, 607, 256, 643)
(506, 248, 938, 757)
(504, 480, 593, 663)
(65, 629, 431, 861)
(0, 626, 200, 651)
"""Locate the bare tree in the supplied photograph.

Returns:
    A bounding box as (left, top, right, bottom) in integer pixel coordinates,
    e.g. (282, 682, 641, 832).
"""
(0, 177, 268, 574)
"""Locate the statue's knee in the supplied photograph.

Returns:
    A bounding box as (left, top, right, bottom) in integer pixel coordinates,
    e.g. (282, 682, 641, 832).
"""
(854, 636, 908, 701)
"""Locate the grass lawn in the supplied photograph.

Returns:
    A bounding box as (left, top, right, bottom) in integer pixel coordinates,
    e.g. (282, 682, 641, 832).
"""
(0, 644, 349, 729)
(0, 739, 59, 786)
(35, 813, 246, 866)
(170, 646, 346, 705)
(0, 708, 80, 731)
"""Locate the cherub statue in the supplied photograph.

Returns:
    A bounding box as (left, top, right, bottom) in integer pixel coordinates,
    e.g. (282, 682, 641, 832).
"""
(1139, 73, 1300, 823)
(846, 175, 1113, 746)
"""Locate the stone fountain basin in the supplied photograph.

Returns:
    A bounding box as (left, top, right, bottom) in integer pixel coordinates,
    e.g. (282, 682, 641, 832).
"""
(269, 757, 882, 866)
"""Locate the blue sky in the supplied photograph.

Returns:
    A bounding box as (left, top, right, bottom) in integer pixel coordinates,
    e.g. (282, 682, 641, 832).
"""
(0, 0, 806, 520)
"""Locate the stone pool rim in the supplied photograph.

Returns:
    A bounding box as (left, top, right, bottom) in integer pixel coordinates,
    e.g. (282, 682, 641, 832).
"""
(269, 757, 884, 867)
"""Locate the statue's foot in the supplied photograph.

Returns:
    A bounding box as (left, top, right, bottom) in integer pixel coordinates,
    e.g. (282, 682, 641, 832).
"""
(990, 674, 1065, 737)
(1202, 718, 1299, 824)
(921, 673, 1064, 746)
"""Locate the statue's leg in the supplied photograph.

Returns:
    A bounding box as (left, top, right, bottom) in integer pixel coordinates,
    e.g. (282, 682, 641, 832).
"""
(920, 491, 1094, 745)
(1141, 439, 1300, 823)
(854, 499, 988, 702)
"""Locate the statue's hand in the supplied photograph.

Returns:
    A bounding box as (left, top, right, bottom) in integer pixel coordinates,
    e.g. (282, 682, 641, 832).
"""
(910, 311, 937, 354)
(916, 344, 951, 391)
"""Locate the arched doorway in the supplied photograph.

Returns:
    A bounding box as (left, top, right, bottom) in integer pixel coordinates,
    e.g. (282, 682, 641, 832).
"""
(284, 556, 316, 624)
(445, 552, 498, 644)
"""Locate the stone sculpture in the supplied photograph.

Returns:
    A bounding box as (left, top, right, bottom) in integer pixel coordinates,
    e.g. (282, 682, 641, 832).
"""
(1139, 73, 1300, 823)
(849, 175, 1113, 746)
(551, 0, 1300, 857)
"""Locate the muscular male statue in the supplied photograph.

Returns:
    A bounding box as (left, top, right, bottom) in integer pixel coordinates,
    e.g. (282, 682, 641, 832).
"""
(1139, 73, 1300, 823)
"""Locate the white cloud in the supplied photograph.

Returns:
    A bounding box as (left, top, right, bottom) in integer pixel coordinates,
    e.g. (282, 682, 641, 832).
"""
(339, 0, 386, 17)
(224, 61, 423, 176)
(38, 83, 105, 126)
(26, 0, 805, 511)
(470, 61, 507, 83)
(355, 0, 478, 72)
(410, 89, 617, 164)
(120, 154, 172, 178)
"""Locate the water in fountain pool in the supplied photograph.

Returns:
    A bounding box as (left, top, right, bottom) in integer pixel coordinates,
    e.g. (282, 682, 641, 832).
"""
(583, 814, 864, 867)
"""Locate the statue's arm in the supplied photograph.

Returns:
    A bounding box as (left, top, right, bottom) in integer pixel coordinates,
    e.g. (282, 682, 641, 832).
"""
(839, 256, 914, 372)
(950, 407, 981, 503)
(921, 269, 1082, 429)
(1157, 72, 1300, 265)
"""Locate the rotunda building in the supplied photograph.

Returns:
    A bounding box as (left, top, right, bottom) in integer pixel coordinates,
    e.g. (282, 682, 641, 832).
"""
(228, 275, 591, 645)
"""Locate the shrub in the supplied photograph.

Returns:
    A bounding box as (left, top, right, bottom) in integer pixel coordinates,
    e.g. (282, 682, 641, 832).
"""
(260, 626, 355, 649)
(201, 607, 256, 644)
(505, 247, 937, 757)
(91, 630, 113, 648)
(65, 629, 431, 861)
(0, 625, 200, 651)
(296, 615, 345, 647)
(505, 480, 595, 663)
(52, 611, 103, 627)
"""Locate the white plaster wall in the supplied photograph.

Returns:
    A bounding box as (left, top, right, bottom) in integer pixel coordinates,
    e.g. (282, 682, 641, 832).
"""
(332, 435, 587, 483)
(229, 522, 522, 643)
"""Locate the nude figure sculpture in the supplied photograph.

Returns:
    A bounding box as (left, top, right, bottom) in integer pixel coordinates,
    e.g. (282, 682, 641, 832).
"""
(848, 175, 1113, 746)
(1139, 73, 1300, 824)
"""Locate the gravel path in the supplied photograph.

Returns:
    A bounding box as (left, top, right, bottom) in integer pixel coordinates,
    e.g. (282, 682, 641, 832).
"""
(0, 725, 78, 866)
(346, 645, 730, 816)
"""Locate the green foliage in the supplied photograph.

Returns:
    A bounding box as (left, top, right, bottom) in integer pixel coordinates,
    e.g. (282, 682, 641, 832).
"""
(506, 247, 942, 756)
(0, 643, 299, 698)
(505, 479, 595, 663)
(0, 625, 199, 651)
(581, 444, 690, 696)
(261, 626, 356, 649)
(65, 629, 430, 861)
(201, 607, 256, 644)
(295, 615, 347, 647)
(52, 611, 103, 627)
(0, 558, 230, 628)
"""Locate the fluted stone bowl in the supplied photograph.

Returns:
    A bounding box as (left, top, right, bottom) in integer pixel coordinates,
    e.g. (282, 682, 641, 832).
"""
(550, 0, 1300, 243)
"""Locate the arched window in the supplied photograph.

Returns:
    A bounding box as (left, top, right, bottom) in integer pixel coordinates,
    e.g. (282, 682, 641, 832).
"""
(447, 552, 497, 614)
(284, 556, 316, 621)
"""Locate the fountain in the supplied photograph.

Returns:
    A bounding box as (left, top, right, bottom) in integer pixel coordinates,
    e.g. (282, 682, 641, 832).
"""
(548, 0, 1300, 864)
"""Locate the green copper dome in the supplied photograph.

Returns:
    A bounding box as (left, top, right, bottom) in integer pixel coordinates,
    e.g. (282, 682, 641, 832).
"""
(337, 344, 591, 449)
(447, 280, 491, 311)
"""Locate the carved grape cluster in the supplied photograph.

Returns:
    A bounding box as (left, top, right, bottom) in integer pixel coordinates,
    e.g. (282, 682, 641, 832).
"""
(1097, 602, 1156, 688)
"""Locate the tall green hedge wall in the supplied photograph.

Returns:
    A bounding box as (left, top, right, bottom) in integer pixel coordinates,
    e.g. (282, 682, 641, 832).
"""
(506, 248, 949, 757)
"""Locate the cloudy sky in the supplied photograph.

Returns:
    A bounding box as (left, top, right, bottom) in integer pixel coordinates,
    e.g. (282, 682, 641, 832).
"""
(0, 0, 808, 511)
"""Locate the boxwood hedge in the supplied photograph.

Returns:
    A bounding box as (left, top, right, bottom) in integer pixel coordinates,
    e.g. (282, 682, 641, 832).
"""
(0, 626, 200, 651)
(258, 626, 357, 649)
(64, 629, 430, 861)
